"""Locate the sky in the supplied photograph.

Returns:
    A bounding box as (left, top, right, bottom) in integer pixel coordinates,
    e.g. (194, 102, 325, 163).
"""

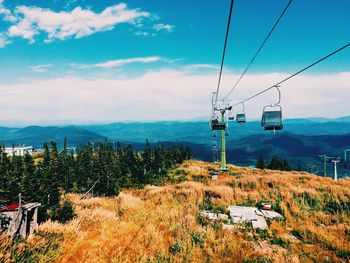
(0, 0, 349, 125)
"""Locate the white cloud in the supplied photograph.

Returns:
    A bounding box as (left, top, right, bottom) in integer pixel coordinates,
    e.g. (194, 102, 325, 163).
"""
(0, 32, 10, 48)
(78, 56, 161, 69)
(0, 69, 349, 124)
(134, 31, 149, 37)
(153, 23, 173, 32)
(0, 33, 10, 47)
(7, 3, 150, 43)
(0, 0, 16, 22)
(30, 64, 52, 73)
(185, 64, 220, 70)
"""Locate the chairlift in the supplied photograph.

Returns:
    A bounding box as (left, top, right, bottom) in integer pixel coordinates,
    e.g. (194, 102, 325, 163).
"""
(210, 116, 226, 130)
(261, 86, 283, 131)
(228, 110, 235, 121)
(236, 103, 246, 123)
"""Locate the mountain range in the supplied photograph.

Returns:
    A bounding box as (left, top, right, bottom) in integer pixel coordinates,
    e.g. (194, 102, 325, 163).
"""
(0, 117, 349, 176)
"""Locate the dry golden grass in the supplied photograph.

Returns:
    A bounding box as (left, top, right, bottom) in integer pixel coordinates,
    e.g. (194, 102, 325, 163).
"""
(2, 160, 350, 262)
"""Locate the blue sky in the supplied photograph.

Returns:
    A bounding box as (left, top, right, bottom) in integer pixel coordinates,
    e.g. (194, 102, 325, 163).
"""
(0, 0, 349, 124)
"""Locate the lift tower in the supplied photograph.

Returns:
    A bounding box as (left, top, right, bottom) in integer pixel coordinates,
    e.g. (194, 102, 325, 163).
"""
(332, 159, 341, 181)
(210, 93, 231, 172)
(219, 109, 228, 171)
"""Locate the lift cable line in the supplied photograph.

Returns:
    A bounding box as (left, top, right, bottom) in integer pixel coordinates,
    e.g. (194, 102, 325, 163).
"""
(231, 42, 350, 107)
(223, 0, 293, 100)
(214, 0, 235, 107)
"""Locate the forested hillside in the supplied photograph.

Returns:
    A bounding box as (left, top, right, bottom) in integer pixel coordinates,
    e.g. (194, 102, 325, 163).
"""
(0, 140, 192, 221)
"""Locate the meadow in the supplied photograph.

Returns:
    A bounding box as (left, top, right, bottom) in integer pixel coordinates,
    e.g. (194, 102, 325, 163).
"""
(1, 160, 350, 262)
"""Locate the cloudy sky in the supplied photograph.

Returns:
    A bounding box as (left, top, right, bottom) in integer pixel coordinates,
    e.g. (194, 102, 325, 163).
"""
(0, 0, 349, 125)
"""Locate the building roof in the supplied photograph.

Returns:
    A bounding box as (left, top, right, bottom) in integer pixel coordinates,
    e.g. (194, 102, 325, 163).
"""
(0, 202, 40, 212)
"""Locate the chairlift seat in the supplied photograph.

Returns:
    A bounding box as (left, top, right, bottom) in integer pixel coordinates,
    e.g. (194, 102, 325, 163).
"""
(236, 113, 246, 123)
(261, 108, 283, 131)
(211, 119, 226, 130)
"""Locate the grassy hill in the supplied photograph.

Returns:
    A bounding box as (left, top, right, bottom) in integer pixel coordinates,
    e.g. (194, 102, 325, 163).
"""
(2, 161, 349, 262)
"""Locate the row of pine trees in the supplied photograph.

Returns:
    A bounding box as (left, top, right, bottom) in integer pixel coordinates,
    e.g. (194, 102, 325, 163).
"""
(256, 155, 292, 171)
(0, 140, 192, 221)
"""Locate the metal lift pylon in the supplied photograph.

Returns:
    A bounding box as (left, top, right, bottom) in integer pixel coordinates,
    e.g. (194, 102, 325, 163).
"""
(219, 110, 229, 172)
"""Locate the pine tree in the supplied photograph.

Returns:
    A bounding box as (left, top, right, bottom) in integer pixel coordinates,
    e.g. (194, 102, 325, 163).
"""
(268, 156, 281, 170)
(256, 154, 266, 169)
(21, 153, 39, 202)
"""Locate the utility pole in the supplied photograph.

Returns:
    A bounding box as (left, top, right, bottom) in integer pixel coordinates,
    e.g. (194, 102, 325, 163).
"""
(332, 159, 340, 181)
(319, 155, 335, 177)
(344, 149, 350, 177)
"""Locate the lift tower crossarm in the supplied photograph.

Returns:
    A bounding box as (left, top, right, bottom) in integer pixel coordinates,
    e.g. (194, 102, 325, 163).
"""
(318, 155, 336, 177)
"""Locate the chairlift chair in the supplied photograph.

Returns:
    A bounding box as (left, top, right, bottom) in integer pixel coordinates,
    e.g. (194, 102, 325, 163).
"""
(261, 85, 283, 131)
(261, 105, 283, 131)
(236, 113, 246, 123)
(210, 117, 226, 130)
(228, 110, 235, 121)
(236, 103, 246, 123)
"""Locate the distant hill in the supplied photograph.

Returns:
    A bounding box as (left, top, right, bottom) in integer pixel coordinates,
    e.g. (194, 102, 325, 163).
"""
(0, 126, 104, 148)
(80, 118, 350, 143)
(0, 118, 349, 174)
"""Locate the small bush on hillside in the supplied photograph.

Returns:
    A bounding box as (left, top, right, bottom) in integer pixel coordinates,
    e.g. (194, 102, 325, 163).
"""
(199, 191, 226, 213)
(256, 228, 269, 240)
(294, 192, 321, 211)
(243, 258, 273, 263)
(237, 181, 257, 190)
(169, 243, 181, 255)
(174, 169, 188, 175)
(226, 182, 236, 188)
(324, 198, 350, 215)
(192, 175, 208, 185)
(270, 237, 290, 248)
(169, 175, 187, 184)
(191, 231, 205, 248)
(50, 200, 76, 224)
(148, 254, 172, 263)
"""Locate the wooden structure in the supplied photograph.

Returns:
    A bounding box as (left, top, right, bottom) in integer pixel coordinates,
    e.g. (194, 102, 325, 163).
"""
(0, 202, 40, 239)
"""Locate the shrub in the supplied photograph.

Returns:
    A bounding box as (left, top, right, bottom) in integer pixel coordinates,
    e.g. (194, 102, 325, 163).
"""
(226, 182, 236, 188)
(191, 232, 205, 248)
(243, 257, 273, 263)
(324, 198, 350, 215)
(174, 169, 188, 175)
(256, 228, 269, 240)
(270, 237, 290, 248)
(169, 243, 181, 255)
(51, 200, 76, 224)
(192, 175, 208, 185)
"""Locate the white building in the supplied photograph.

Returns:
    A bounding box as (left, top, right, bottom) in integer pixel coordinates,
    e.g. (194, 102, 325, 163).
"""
(4, 146, 34, 156)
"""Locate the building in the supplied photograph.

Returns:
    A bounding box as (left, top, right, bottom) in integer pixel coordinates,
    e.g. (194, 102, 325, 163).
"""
(4, 146, 34, 156)
(0, 202, 41, 239)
